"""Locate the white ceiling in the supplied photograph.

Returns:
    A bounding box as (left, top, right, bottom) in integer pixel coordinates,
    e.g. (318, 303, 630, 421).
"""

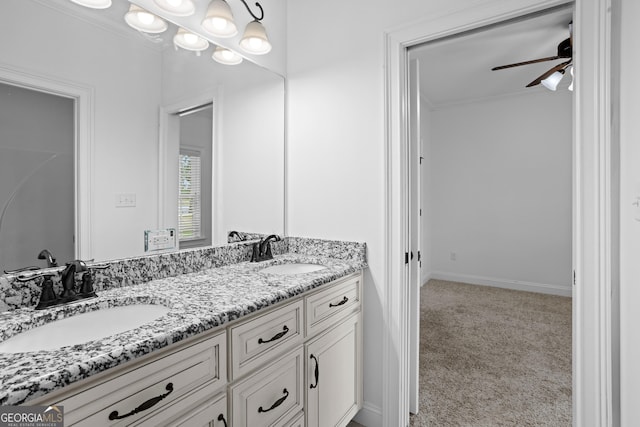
(410, 6, 574, 109)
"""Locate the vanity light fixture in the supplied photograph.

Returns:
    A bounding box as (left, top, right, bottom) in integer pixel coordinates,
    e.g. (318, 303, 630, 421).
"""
(239, 20, 271, 55)
(125, 4, 168, 33)
(202, 0, 271, 55)
(174, 28, 210, 54)
(202, 0, 238, 38)
(153, 0, 196, 16)
(69, 0, 112, 9)
(212, 46, 243, 65)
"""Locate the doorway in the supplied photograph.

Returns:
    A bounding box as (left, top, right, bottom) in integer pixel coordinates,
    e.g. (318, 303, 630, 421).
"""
(383, 0, 615, 425)
(407, 7, 574, 422)
(0, 81, 74, 270)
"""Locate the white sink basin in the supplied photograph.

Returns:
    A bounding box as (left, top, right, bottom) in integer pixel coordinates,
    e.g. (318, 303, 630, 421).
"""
(260, 263, 327, 275)
(0, 304, 170, 353)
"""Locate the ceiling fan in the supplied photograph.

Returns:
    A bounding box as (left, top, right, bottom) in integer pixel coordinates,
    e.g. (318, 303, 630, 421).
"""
(491, 22, 573, 88)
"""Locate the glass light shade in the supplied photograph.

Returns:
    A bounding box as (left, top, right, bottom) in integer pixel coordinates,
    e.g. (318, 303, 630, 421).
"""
(202, 0, 237, 38)
(239, 20, 271, 55)
(69, 0, 112, 9)
(541, 70, 565, 91)
(174, 28, 209, 52)
(568, 66, 574, 91)
(212, 46, 243, 65)
(153, 0, 195, 16)
(125, 5, 168, 33)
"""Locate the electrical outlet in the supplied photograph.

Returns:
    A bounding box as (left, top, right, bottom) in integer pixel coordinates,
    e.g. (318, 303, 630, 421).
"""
(450, 252, 457, 261)
(115, 193, 136, 208)
(145, 229, 176, 252)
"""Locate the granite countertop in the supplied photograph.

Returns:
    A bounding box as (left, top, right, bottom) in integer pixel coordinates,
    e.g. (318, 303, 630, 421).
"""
(0, 253, 366, 406)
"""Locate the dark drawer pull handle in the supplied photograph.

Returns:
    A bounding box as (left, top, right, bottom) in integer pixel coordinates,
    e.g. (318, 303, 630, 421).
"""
(258, 325, 289, 344)
(258, 388, 289, 413)
(329, 296, 348, 308)
(108, 382, 173, 420)
(217, 413, 228, 427)
(310, 354, 319, 389)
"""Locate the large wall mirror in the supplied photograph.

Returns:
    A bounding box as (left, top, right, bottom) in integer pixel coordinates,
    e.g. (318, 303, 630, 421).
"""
(0, 0, 284, 272)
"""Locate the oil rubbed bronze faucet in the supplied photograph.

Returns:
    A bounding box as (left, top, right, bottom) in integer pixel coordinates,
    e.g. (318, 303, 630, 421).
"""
(17, 260, 109, 310)
(251, 234, 281, 262)
(38, 249, 57, 268)
(60, 260, 89, 301)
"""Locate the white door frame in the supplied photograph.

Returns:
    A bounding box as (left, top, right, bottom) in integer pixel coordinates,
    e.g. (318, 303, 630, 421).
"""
(407, 58, 421, 414)
(0, 63, 94, 261)
(383, 0, 614, 426)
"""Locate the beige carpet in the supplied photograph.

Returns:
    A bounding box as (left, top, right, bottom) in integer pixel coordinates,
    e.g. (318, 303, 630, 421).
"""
(410, 279, 572, 427)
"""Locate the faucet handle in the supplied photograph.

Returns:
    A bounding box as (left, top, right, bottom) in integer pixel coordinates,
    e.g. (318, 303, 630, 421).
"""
(35, 274, 60, 310)
(78, 270, 97, 298)
(4, 265, 40, 275)
(16, 271, 46, 282)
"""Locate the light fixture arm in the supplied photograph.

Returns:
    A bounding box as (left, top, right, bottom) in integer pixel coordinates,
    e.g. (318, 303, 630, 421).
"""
(237, 0, 264, 21)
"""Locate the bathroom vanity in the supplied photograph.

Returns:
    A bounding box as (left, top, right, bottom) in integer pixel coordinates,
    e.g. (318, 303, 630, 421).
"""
(0, 237, 366, 427)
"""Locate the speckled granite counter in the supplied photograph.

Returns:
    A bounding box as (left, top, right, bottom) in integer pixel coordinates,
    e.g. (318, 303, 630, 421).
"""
(0, 252, 367, 406)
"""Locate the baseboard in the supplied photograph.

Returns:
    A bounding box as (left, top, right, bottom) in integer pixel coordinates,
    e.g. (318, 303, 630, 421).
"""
(429, 271, 572, 297)
(421, 270, 432, 287)
(353, 401, 382, 427)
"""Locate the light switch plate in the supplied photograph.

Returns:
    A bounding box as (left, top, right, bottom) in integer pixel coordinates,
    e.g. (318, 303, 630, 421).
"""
(115, 193, 136, 208)
(144, 229, 176, 252)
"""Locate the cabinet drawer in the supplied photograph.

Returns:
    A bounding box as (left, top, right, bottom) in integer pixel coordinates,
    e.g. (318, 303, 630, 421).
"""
(306, 274, 361, 337)
(230, 300, 303, 379)
(59, 331, 227, 426)
(230, 346, 304, 427)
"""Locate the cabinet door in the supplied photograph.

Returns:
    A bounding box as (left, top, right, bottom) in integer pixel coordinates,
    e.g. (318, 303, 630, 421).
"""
(306, 312, 362, 427)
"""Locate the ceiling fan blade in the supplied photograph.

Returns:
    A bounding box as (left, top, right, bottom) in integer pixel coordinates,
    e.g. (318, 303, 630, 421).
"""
(491, 56, 563, 71)
(526, 60, 572, 87)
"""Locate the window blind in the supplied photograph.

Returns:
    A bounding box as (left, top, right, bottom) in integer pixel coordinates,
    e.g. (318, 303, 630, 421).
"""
(178, 151, 202, 240)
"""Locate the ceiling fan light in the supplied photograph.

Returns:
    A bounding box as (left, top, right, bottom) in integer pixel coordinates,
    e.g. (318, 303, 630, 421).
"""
(125, 4, 168, 33)
(541, 70, 565, 91)
(212, 46, 243, 65)
(153, 0, 195, 16)
(239, 20, 271, 55)
(174, 28, 209, 52)
(202, 0, 237, 38)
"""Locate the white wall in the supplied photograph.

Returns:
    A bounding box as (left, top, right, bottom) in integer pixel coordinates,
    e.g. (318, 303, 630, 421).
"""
(619, 0, 640, 423)
(216, 81, 285, 243)
(425, 91, 572, 295)
(0, 0, 162, 262)
(286, 0, 517, 423)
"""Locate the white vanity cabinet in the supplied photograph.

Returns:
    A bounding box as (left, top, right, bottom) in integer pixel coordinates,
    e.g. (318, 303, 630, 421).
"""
(26, 271, 363, 427)
(227, 272, 362, 427)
